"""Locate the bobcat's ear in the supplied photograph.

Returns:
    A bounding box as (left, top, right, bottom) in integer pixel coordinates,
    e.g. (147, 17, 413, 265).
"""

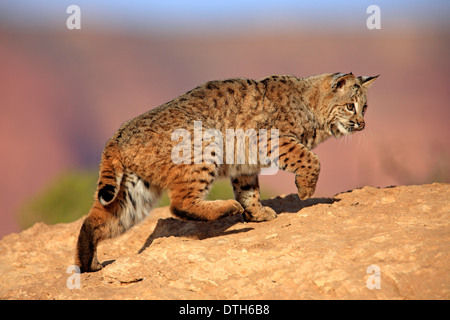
(331, 72, 354, 91)
(357, 75, 379, 88)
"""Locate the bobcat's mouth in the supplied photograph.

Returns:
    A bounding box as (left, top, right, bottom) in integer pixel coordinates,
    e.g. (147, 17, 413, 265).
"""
(331, 121, 358, 137)
(335, 122, 351, 136)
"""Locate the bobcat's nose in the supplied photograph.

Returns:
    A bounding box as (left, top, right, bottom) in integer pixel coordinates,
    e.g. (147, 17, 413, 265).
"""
(356, 121, 365, 130)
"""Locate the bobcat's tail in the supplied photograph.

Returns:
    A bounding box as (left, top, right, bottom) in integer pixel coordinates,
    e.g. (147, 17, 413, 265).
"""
(97, 142, 124, 206)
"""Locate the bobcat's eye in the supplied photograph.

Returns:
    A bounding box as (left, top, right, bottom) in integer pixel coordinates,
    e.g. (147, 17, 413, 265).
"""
(362, 105, 367, 115)
(346, 103, 355, 111)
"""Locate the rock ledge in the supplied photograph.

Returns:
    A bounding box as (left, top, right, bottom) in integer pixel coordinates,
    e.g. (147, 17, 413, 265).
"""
(0, 183, 448, 299)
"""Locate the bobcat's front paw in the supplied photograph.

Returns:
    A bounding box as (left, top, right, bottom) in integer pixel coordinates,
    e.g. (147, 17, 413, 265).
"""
(243, 206, 277, 222)
(295, 175, 318, 200)
(297, 186, 315, 200)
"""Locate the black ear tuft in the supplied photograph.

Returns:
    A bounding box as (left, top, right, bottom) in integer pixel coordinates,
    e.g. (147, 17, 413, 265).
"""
(98, 184, 116, 205)
(357, 75, 379, 88)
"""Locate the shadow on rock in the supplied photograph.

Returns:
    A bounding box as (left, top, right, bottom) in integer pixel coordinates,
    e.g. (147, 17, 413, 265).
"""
(262, 194, 338, 214)
(139, 195, 337, 253)
(138, 215, 251, 253)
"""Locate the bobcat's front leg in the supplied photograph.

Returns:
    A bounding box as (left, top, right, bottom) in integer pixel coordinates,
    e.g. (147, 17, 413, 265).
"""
(278, 136, 320, 200)
(231, 174, 277, 222)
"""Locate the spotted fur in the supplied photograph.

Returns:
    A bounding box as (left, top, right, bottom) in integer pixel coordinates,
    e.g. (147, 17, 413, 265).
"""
(75, 72, 378, 272)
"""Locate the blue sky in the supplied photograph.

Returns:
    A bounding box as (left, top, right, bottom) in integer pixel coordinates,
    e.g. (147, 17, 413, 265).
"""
(0, 0, 448, 34)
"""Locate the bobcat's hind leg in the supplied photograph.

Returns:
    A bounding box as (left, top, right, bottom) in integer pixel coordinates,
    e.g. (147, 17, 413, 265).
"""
(170, 189, 244, 221)
(168, 165, 244, 221)
(231, 174, 277, 222)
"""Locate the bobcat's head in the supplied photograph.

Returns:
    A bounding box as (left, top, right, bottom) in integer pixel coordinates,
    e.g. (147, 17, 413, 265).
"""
(323, 73, 378, 138)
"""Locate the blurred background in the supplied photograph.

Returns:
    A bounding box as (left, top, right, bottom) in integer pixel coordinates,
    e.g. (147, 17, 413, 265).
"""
(0, 0, 449, 237)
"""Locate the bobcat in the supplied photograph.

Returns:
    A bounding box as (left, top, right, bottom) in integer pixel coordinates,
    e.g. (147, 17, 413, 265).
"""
(75, 72, 378, 272)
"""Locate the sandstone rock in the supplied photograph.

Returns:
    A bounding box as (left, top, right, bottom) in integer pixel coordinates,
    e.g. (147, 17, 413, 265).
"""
(0, 183, 448, 299)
